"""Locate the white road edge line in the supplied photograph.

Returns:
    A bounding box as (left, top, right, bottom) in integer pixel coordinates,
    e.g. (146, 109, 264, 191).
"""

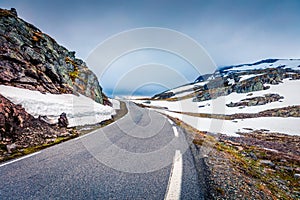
(172, 126, 179, 137)
(168, 119, 174, 125)
(0, 151, 41, 168)
(165, 150, 183, 200)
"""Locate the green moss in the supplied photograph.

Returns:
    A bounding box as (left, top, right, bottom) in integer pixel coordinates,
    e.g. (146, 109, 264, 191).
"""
(69, 70, 79, 81)
(65, 57, 79, 82)
(0, 135, 77, 163)
(22, 146, 40, 155)
(214, 141, 299, 199)
(54, 137, 68, 143)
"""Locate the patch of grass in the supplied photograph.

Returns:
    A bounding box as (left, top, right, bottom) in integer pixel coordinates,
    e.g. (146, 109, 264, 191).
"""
(18, 136, 74, 155)
(215, 141, 299, 199)
(0, 132, 78, 163)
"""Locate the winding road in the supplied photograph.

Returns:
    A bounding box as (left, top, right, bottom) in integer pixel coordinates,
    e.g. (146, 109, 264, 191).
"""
(0, 102, 203, 199)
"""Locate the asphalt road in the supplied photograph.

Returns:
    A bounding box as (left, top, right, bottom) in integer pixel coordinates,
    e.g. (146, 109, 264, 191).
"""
(0, 102, 203, 199)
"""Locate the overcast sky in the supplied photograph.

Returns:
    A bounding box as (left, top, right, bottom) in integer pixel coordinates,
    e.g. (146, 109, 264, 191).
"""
(1, 0, 300, 96)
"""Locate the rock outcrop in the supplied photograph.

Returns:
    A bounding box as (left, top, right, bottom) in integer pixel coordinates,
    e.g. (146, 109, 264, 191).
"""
(58, 113, 69, 127)
(0, 94, 75, 159)
(0, 8, 110, 105)
(226, 93, 284, 108)
(0, 8, 113, 161)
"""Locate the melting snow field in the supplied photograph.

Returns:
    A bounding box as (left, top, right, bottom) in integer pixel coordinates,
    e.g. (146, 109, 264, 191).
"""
(157, 110, 300, 136)
(0, 85, 115, 127)
(135, 79, 300, 115)
(133, 78, 300, 136)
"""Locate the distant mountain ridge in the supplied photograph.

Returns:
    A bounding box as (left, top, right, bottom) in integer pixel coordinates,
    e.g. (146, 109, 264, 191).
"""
(217, 59, 280, 72)
(153, 58, 300, 101)
(217, 58, 300, 73)
(0, 8, 110, 105)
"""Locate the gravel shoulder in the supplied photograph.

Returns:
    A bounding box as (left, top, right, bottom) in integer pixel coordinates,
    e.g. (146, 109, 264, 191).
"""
(170, 116, 300, 199)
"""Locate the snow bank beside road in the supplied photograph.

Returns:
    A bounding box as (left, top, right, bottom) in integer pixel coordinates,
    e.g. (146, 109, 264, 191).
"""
(0, 85, 115, 127)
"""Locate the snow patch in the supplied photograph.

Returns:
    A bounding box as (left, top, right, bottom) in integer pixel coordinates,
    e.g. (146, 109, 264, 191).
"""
(159, 110, 300, 136)
(0, 85, 115, 127)
(109, 98, 120, 110)
(138, 79, 300, 115)
(133, 78, 300, 136)
(239, 74, 263, 82)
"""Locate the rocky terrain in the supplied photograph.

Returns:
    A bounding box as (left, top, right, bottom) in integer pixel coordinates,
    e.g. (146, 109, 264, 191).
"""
(0, 8, 110, 105)
(0, 8, 113, 162)
(226, 93, 284, 108)
(152, 59, 300, 104)
(0, 94, 77, 162)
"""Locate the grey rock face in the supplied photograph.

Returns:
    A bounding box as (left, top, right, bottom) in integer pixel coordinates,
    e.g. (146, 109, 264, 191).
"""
(192, 67, 300, 102)
(0, 8, 110, 105)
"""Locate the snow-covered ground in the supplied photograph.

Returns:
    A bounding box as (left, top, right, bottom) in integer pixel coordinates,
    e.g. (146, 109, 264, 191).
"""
(0, 85, 115, 127)
(134, 79, 300, 115)
(169, 81, 208, 94)
(120, 96, 150, 100)
(157, 110, 300, 136)
(109, 98, 120, 110)
(132, 78, 300, 136)
(169, 84, 195, 94)
(167, 81, 208, 98)
(239, 73, 264, 82)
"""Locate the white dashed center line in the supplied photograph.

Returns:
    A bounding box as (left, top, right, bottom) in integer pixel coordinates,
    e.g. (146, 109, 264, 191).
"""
(165, 150, 183, 200)
(168, 119, 174, 125)
(172, 126, 179, 137)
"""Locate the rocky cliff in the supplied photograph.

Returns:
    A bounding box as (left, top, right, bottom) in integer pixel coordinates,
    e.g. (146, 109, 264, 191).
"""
(0, 8, 110, 105)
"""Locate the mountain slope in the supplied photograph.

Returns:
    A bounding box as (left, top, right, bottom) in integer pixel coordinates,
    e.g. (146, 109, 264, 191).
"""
(0, 8, 115, 161)
(0, 7, 115, 127)
(153, 59, 300, 102)
(136, 58, 300, 136)
(0, 8, 109, 105)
